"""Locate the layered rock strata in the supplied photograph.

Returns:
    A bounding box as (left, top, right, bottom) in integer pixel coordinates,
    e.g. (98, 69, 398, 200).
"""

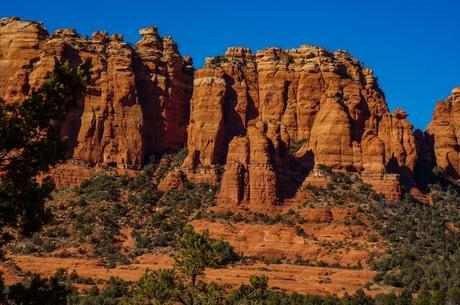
(184, 46, 418, 208)
(3, 17, 446, 208)
(0, 17, 193, 168)
(426, 87, 460, 179)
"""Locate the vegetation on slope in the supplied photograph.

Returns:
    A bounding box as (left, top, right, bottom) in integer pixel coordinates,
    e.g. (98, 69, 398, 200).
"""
(0, 60, 91, 233)
(6, 154, 218, 267)
(2, 224, 458, 304)
(300, 167, 460, 302)
(1, 91, 460, 304)
(369, 187, 460, 295)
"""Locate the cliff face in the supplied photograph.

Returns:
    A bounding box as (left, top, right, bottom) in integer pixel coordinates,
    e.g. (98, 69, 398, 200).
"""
(184, 46, 418, 209)
(0, 17, 193, 168)
(426, 87, 460, 179)
(4, 17, 455, 208)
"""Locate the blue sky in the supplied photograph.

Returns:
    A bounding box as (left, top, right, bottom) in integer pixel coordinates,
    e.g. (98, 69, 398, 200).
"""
(4, 0, 459, 129)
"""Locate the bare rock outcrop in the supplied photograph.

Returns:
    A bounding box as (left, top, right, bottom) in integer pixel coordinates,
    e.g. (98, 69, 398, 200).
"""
(218, 123, 279, 211)
(185, 45, 418, 207)
(0, 17, 193, 169)
(426, 87, 460, 179)
(157, 170, 186, 191)
(1, 17, 428, 205)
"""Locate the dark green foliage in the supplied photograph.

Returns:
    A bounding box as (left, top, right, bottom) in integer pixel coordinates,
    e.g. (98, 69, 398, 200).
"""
(208, 56, 228, 67)
(76, 173, 121, 202)
(206, 209, 307, 232)
(227, 275, 271, 303)
(302, 170, 382, 208)
(120, 269, 178, 305)
(151, 147, 188, 181)
(0, 275, 5, 304)
(225, 280, 415, 305)
(4, 273, 73, 305)
(0, 60, 91, 233)
(66, 276, 129, 305)
(9, 153, 218, 264)
(317, 164, 333, 175)
(174, 225, 239, 286)
(119, 226, 236, 305)
(368, 185, 460, 294)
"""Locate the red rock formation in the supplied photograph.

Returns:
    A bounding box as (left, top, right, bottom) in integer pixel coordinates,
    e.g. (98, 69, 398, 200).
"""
(218, 123, 279, 211)
(185, 45, 418, 206)
(38, 163, 138, 188)
(426, 87, 460, 179)
(377, 109, 418, 178)
(362, 174, 402, 202)
(0, 17, 193, 169)
(183, 47, 258, 168)
(134, 27, 194, 156)
(1, 17, 425, 203)
(157, 170, 186, 191)
(0, 18, 49, 102)
(308, 96, 355, 170)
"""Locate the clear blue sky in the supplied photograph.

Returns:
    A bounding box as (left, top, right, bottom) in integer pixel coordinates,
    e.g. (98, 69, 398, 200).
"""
(4, 0, 459, 130)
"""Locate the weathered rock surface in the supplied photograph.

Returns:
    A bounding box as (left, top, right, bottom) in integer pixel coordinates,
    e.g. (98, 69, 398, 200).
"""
(3, 17, 447, 206)
(218, 123, 279, 211)
(185, 46, 418, 207)
(426, 87, 460, 179)
(0, 17, 193, 168)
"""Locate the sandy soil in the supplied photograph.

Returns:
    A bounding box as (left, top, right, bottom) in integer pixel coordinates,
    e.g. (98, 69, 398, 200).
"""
(191, 217, 383, 267)
(1, 254, 391, 296)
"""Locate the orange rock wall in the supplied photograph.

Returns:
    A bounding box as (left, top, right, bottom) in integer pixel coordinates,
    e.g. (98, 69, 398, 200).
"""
(426, 87, 460, 179)
(184, 46, 419, 207)
(0, 17, 193, 169)
(4, 17, 457, 206)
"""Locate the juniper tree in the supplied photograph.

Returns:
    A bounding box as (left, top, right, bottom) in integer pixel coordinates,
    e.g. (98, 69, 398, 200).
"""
(0, 60, 91, 233)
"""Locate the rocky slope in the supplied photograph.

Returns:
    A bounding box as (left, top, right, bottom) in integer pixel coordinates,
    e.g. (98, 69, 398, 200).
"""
(0, 17, 193, 168)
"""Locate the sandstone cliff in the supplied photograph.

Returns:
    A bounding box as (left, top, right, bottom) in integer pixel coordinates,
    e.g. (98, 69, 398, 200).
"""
(184, 46, 418, 208)
(3, 17, 451, 208)
(0, 17, 193, 168)
(426, 87, 460, 179)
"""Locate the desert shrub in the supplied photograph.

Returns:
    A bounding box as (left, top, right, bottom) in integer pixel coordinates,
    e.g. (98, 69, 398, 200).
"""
(4, 273, 73, 305)
(76, 172, 120, 202)
(317, 164, 333, 175)
(368, 184, 460, 293)
(11, 148, 218, 264)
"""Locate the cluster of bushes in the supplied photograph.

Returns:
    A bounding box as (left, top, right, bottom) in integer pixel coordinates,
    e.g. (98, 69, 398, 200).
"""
(206, 208, 305, 224)
(8, 151, 218, 267)
(368, 186, 460, 295)
(1, 226, 239, 305)
(208, 55, 228, 67)
(296, 165, 460, 301)
(303, 167, 384, 208)
(3, 205, 460, 304)
(152, 147, 188, 181)
(4, 270, 459, 305)
(0, 272, 130, 305)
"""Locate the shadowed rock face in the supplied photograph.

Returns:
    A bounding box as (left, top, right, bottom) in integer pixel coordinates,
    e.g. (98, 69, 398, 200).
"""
(0, 17, 193, 168)
(426, 87, 460, 179)
(183, 46, 418, 209)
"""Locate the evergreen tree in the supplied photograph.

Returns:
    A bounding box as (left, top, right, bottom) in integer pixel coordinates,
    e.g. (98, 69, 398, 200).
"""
(0, 60, 90, 233)
(120, 269, 178, 305)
